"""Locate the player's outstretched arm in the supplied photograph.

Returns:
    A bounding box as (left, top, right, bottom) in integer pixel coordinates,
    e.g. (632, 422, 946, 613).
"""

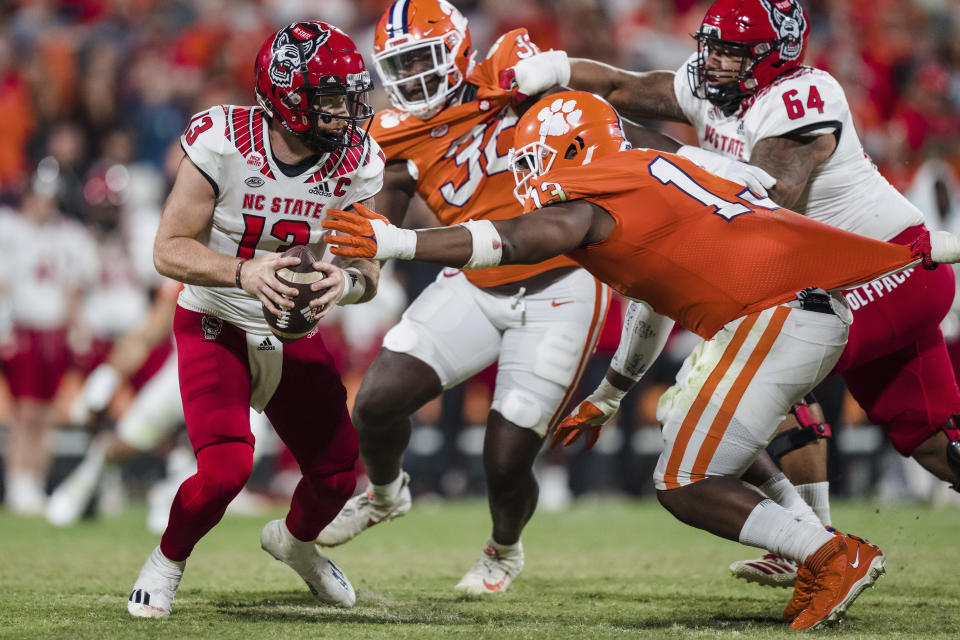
(322, 199, 608, 269)
(569, 59, 689, 124)
(551, 300, 674, 450)
(509, 51, 688, 124)
(154, 154, 300, 316)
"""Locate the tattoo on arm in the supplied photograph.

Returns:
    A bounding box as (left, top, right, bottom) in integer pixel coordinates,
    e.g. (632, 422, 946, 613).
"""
(749, 134, 836, 211)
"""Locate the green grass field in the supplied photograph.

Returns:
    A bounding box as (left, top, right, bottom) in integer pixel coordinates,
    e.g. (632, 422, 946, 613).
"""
(2, 498, 959, 639)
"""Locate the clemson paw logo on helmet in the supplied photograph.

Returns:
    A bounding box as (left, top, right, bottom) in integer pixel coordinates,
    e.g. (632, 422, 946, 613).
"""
(537, 98, 582, 137)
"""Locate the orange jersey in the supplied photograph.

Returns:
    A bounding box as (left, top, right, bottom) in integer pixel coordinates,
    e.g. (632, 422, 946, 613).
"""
(523, 149, 914, 339)
(370, 28, 574, 287)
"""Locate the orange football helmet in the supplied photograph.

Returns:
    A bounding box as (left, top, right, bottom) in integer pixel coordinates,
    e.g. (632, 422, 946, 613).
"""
(372, 0, 472, 120)
(510, 91, 630, 205)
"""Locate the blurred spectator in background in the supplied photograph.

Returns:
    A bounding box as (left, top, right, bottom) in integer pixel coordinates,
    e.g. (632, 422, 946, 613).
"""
(0, 169, 96, 513)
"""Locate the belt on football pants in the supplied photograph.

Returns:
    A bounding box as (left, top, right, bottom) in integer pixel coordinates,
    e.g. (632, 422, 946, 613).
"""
(787, 288, 836, 315)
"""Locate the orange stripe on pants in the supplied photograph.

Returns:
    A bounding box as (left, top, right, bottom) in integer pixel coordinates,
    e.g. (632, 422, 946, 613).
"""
(688, 306, 792, 483)
(661, 313, 760, 489)
(545, 280, 610, 433)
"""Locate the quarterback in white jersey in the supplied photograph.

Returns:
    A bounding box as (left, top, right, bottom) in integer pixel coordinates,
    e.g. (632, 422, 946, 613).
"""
(515, 0, 960, 600)
(126, 22, 380, 619)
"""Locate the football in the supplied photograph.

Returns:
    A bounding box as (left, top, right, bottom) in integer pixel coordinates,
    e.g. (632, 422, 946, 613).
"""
(262, 245, 325, 342)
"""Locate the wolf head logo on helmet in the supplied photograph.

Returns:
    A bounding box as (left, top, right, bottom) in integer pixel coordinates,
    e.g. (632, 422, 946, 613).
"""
(255, 21, 374, 154)
(268, 23, 331, 88)
(688, 0, 810, 115)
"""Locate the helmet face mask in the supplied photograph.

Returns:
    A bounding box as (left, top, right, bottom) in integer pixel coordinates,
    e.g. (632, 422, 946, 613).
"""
(373, 0, 472, 120)
(510, 141, 558, 206)
(255, 22, 374, 155)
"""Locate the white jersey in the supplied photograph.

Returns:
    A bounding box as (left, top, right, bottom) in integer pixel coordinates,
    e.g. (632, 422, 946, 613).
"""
(0, 209, 97, 329)
(674, 56, 924, 241)
(81, 233, 151, 338)
(177, 105, 385, 333)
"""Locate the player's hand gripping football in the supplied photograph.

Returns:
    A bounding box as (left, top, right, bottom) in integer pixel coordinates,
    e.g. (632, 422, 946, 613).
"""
(550, 390, 622, 451)
(323, 203, 417, 261)
(238, 251, 301, 317)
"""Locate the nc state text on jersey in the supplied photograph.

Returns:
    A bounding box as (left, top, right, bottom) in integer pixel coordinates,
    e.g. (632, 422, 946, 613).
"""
(703, 123, 746, 159)
(242, 194, 325, 218)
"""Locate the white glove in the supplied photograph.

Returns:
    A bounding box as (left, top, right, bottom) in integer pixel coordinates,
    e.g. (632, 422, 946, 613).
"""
(70, 363, 120, 425)
(513, 50, 571, 96)
(677, 145, 777, 196)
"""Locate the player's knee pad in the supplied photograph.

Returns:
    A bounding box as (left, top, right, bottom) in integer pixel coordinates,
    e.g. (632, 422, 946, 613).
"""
(195, 441, 254, 500)
(492, 388, 543, 432)
(382, 320, 420, 355)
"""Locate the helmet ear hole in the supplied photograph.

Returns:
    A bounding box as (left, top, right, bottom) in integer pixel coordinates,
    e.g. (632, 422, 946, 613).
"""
(565, 136, 585, 160)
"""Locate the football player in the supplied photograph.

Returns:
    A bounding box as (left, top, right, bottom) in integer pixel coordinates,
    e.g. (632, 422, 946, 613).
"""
(322, 90, 958, 629)
(514, 0, 960, 588)
(312, 0, 770, 595)
(126, 22, 382, 617)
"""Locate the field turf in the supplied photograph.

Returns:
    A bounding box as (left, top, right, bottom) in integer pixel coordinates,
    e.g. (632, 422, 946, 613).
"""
(2, 498, 959, 639)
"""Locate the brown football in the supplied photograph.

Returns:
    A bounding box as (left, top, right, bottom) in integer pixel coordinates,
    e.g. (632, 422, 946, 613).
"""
(262, 245, 325, 342)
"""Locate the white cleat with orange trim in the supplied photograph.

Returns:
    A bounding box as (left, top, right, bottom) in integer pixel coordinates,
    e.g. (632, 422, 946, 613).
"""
(454, 540, 524, 595)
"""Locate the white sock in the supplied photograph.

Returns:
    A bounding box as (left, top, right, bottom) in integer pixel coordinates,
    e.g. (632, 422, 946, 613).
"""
(738, 499, 835, 564)
(371, 473, 404, 502)
(758, 472, 822, 526)
(487, 537, 521, 556)
(796, 481, 831, 526)
(153, 545, 186, 571)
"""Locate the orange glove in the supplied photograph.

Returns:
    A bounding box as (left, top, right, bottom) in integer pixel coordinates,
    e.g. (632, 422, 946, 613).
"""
(550, 378, 627, 450)
(551, 400, 608, 450)
(322, 203, 416, 260)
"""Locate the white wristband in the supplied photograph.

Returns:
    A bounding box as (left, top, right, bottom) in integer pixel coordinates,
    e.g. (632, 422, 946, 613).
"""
(931, 230, 960, 264)
(83, 364, 121, 413)
(336, 267, 366, 306)
(369, 218, 417, 260)
(461, 220, 504, 269)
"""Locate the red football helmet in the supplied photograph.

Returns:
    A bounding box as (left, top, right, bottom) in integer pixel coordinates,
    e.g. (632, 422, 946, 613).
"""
(509, 91, 630, 205)
(688, 0, 809, 113)
(372, 0, 472, 120)
(255, 22, 374, 153)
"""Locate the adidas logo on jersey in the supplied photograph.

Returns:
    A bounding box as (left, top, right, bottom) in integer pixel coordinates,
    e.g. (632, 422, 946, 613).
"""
(309, 182, 332, 197)
(257, 337, 276, 351)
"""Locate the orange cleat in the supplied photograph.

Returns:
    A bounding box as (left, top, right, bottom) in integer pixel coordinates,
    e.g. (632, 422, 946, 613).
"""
(782, 564, 817, 620)
(789, 533, 885, 630)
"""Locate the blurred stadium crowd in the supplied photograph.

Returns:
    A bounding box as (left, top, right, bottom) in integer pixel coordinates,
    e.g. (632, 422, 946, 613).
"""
(1, 0, 960, 514)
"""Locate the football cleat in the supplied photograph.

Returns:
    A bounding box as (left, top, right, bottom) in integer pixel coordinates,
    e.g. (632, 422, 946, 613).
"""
(454, 540, 524, 595)
(782, 564, 817, 620)
(261, 519, 356, 607)
(789, 533, 885, 630)
(127, 546, 185, 618)
(315, 472, 411, 547)
(729, 553, 798, 587)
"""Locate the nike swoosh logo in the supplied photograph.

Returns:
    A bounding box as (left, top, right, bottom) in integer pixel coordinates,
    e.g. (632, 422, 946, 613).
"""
(551, 300, 574, 307)
(850, 547, 860, 569)
(483, 576, 508, 591)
